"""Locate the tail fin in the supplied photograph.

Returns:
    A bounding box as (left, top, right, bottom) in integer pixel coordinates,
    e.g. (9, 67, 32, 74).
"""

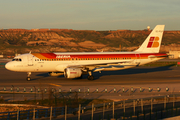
(135, 25, 165, 53)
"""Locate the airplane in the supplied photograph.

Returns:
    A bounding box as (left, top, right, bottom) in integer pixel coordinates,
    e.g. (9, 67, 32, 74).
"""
(5, 25, 167, 81)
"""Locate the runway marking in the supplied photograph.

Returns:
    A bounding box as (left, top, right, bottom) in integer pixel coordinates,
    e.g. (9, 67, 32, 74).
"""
(49, 83, 62, 87)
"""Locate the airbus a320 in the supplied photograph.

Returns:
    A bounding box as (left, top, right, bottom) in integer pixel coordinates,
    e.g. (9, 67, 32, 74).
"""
(5, 25, 167, 81)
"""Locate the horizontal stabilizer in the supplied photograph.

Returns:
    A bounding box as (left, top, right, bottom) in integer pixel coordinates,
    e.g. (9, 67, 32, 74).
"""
(148, 54, 169, 59)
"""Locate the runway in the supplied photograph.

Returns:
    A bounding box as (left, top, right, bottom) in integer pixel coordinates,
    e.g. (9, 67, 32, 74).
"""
(1, 65, 180, 87)
(1, 61, 180, 100)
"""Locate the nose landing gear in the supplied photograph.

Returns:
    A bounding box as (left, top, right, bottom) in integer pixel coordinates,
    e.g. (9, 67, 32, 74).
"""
(26, 72, 31, 81)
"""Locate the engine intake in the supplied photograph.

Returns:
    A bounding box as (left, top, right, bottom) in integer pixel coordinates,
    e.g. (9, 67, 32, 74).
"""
(64, 68, 82, 78)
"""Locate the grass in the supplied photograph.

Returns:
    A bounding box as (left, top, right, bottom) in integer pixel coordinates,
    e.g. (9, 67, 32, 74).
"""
(0, 63, 5, 68)
(0, 63, 6, 65)
(0, 97, 113, 108)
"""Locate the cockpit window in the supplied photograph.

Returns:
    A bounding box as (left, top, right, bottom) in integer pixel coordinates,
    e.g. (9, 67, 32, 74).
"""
(12, 58, 22, 61)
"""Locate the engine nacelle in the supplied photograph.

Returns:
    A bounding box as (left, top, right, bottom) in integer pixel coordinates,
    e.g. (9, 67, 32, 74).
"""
(48, 72, 64, 77)
(64, 68, 82, 78)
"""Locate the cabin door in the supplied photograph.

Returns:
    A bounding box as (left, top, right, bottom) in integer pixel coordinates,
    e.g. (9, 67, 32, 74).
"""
(27, 55, 33, 66)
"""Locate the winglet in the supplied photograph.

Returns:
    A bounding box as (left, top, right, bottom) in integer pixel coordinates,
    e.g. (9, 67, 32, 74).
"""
(135, 25, 165, 53)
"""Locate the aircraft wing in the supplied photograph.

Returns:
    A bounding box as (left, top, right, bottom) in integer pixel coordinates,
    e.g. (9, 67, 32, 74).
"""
(66, 60, 136, 72)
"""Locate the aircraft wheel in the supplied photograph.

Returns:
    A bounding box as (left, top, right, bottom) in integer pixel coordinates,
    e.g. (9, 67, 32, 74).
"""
(87, 75, 94, 80)
(26, 77, 31, 81)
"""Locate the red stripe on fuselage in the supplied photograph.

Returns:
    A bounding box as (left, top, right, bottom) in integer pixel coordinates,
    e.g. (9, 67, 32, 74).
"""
(69, 54, 136, 58)
(35, 53, 167, 59)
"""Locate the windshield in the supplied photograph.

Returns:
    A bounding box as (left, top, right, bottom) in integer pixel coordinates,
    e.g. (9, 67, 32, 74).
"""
(12, 58, 22, 61)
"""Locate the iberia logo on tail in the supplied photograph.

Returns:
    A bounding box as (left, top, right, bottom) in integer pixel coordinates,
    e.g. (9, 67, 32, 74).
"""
(147, 37, 159, 48)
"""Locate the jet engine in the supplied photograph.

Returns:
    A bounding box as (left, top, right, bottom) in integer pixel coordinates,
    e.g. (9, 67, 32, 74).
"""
(48, 72, 64, 77)
(64, 68, 82, 78)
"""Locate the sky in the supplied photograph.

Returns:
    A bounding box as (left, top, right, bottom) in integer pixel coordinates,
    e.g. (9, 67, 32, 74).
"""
(1, 0, 180, 30)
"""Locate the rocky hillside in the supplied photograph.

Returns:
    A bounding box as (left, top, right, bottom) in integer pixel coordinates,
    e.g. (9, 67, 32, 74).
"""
(0, 29, 180, 55)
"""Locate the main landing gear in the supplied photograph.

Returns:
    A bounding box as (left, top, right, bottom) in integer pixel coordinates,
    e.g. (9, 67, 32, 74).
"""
(87, 71, 94, 80)
(26, 72, 31, 81)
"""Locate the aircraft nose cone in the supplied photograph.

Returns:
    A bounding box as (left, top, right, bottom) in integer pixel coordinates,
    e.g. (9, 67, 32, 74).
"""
(5, 62, 10, 70)
(5, 62, 13, 71)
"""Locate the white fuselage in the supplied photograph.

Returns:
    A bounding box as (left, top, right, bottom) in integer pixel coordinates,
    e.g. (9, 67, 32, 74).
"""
(5, 52, 165, 73)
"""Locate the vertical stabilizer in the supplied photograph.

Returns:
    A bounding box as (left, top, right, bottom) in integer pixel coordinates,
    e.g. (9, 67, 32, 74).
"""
(135, 25, 165, 53)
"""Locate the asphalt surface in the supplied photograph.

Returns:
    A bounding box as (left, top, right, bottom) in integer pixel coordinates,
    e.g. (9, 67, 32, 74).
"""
(1, 60, 180, 100)
(1, 64, 180, 86)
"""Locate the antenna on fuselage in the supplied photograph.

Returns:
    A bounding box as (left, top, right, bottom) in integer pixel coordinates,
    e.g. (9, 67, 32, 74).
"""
(29, 51, 31, 54)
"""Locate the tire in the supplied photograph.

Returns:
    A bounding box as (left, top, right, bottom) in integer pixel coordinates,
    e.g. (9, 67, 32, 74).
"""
(87, 75, 94, 80)
(26, 77, 31, 81)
